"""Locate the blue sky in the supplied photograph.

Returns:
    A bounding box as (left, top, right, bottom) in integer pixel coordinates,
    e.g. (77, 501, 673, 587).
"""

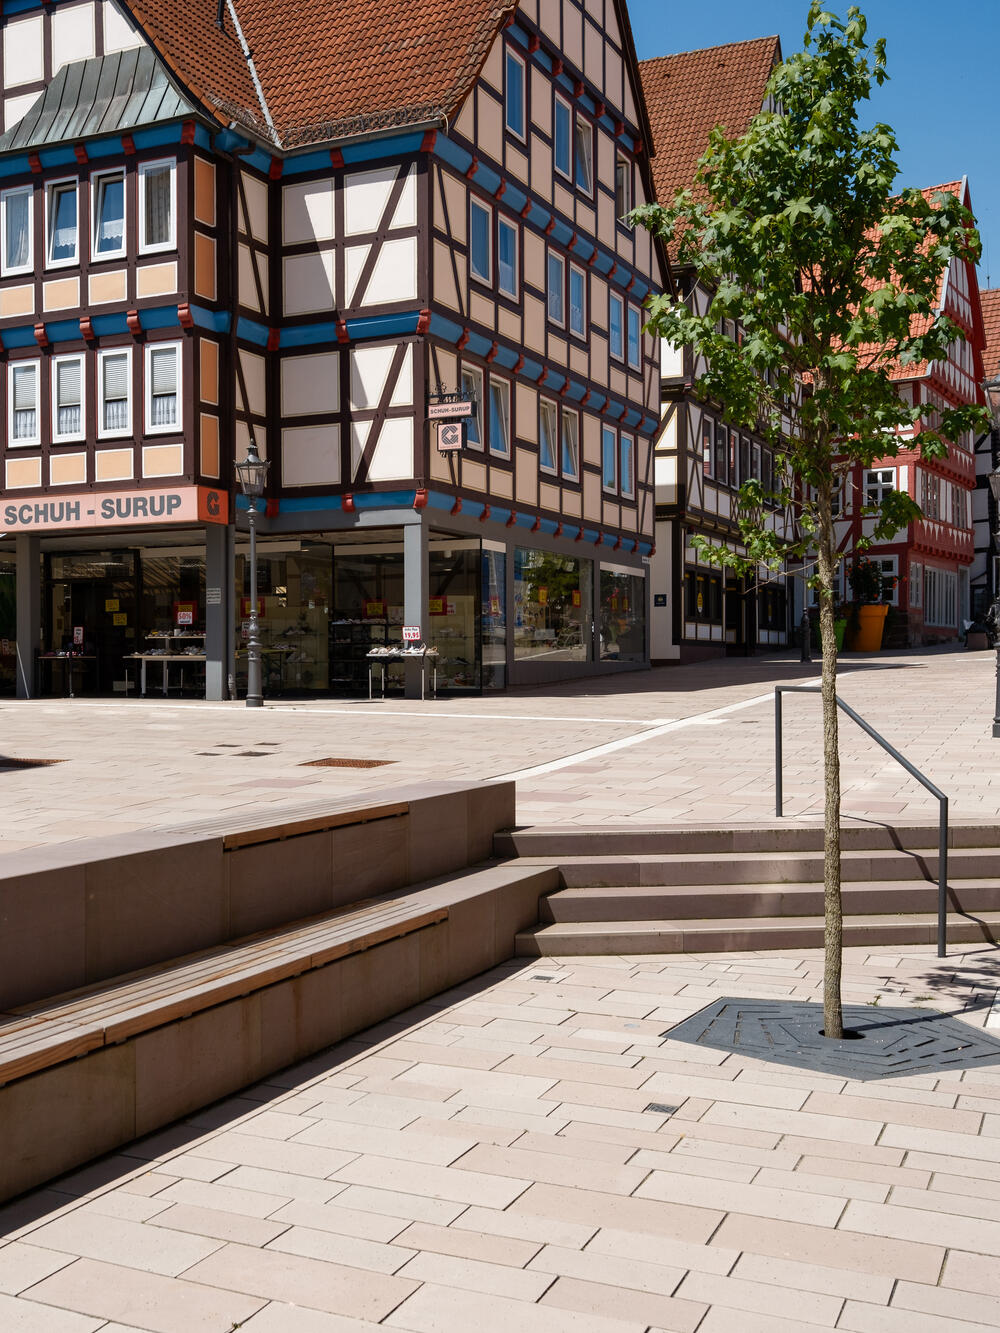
(627, 0, 998, 295)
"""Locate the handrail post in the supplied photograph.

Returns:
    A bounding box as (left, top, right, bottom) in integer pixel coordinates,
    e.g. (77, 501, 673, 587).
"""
(938, 794, 949, 959)
(775, 687, 783, 817)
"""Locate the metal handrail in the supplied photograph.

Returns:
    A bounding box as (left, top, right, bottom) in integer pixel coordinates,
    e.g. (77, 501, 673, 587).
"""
(774, 685, 949, 958)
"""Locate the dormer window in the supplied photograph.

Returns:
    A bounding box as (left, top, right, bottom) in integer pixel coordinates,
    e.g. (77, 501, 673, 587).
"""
(138, 159, 176, 254)
(46, 179, 78, 267)
(92, 169, 126, 259)
(1, 186, 32, 276)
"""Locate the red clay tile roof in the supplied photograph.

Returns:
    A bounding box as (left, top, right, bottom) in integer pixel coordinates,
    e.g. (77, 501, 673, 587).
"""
(639, 37, 780, 218)
(121, 0, 520, 147)
(979, 289, 1000, 379)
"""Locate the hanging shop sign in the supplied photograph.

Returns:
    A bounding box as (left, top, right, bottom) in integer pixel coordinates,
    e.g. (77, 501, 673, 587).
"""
(1, 486, 229, 533)
(428, 386, 474, 454)
(436, 421, 463, 452)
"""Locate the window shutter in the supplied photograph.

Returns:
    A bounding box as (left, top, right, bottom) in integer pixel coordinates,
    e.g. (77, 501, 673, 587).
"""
(151, 347, 178, 395)
(57, 358, 81, 407)
(13, 365, 36, 410)
(103, 354, 128, 400)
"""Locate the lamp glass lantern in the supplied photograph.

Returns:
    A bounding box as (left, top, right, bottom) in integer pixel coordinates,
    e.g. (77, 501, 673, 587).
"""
(235, 440, 269, 500)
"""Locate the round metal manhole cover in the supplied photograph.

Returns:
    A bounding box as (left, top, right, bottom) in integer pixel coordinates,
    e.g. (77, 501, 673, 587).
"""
(663, 998, 1000, 1080)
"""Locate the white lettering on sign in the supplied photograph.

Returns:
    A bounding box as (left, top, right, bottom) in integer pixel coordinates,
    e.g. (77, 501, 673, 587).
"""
(0, 486, 227, 533)
(402, 625, 421, 641)
(428, 400, 473, 420)
(436, 421, 463, 452)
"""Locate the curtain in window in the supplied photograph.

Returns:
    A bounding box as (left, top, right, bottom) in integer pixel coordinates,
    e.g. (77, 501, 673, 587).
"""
(4, 190, 29, 269)
(56, 359, 82, 436)
(150, 348, 178, 426)
(143, 166, 172, 247)
(12, 365, 36, 439)
(50, 186, 77, 261)
(103, 354, 129, 431)
(96, 175, 125, 253)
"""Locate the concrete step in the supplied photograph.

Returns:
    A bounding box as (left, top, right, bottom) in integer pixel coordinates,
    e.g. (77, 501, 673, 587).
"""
(540, 879, 1000, 923)
(495, 823, 1000, 858)
(517, 847, 1000, 888)
(515, 911, 1000, 957)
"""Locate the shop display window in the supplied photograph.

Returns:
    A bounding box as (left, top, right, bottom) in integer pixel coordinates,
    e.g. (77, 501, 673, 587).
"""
(481, 545, 506, 690)
(599, 567, 645, 662)
(236, 539, 333, 697)
(514, 548, 591, 662)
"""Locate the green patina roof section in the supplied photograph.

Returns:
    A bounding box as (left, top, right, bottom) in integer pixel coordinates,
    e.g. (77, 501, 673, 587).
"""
(0, 46, 197, 153)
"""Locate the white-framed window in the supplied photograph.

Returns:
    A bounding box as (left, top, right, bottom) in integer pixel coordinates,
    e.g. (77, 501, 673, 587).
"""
(461, 364, 484, 449)
(871, 555, 898, 605)
(615, 152, 632, 220)
(145, 341, 181, 434)
(98, 347, 132, 437)
(924, 565, 957, 627)
(920, 470, 941, 520)
(627, 305, 642, 369)
(609, 292, 624, 361)
(574, 117, 593, 194)
(561, 407, 579, 478)
(569, 264, 586, 338)
(951, 483, 968, 529)
(1, 185, 32, 276)
(497, 215, 518, 298)
(539, 398, 558, 473)
(701, 418, 714, 477)
(865, 467, 894, 506)
(602, 424, 617, 490)
(469, 196, 492, 284)
(46, 177, 78, 267)
(138, 157, 176, 254)
(8, 360, 39, 445)
(52, 354, 85, 442)
(547, 249, 565, 325)
(504, 48, 526, 139)
(620, 432, 635, 498)
(909, 561, 922, 608)
(91, 167, 126, 260)
(554, 95, 572, 179)
(488, 376, 510, 458)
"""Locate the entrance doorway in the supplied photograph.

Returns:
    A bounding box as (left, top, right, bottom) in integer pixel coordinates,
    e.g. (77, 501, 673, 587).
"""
(46, 551, 137, 694)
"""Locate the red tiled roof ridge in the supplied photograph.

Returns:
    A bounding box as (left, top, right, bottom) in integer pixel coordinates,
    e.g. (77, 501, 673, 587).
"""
(980, 288, 1000, 379)
(640, 34, 779, 70)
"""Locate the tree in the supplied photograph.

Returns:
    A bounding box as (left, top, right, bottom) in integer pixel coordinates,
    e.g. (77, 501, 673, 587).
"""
(632, 3, 985, 1038)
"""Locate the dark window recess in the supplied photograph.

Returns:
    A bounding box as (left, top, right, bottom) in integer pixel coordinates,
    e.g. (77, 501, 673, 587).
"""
(759, 584, 786, 630)
(714, 421, 728, 485)
(686, 569, 723, 624)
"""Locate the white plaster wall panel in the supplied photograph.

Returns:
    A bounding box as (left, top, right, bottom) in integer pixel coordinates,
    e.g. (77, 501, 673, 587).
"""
(284, 179, 335, 244)
(561, 488, 581, 518)
(590, 332, 608, 386)
(498, 307, 520, 342)
(454, 94, 475, 142)
(236, 422, 267, 461)
(554, 181, 574, 219)
(433, 347, 457, 392)
(4, 92, 39, 131)
(597, 129, 615, 190)
(591, 275, 608, 327)
(367, 417, 414, 482)
(596, 194, 614, 246)
(142, 443, 183, 477)
(240, 351, 267, 418)
(481, 37, 503, 92)
(515, 447, 538, 505)
(390, 166, 417, 230)
(562, 2, 583, 69)
(440, 171, 467, 243)
(49, 452, 87, 486)
(583, 414, 600, 465)
(520, 0, 538, 21)
(531, 138, 553, 204)
(104, 0, 144, 51)
(430, 444, 451, 482)
(281, 352, 339, 417)
(350, 420, 370, 478)
(651, 525, 678, 660)
(603, 500, 620, 528)
(350, 343, 413, 411)
(433, 239, 462, 313)
(53, 4, 96, 73)
(623, 77, 638, 126)
(570, 345, 588, 377)
(583, 470, 601, 521)
(576, 199, 596, 239)
(4, 16, 43, 86)
(531, 67, 552, 136)
(628, 373, 643, 403)
(516, 384, 538, 442)
(655, 454, 678, 503)
(637, 223, 652, 277)
(283, 251, 336, 316)
(470, 292, 495, 331)
(344, 165, 402, 236)
(364, 236, 418, 306)
(344, 244, 371, 307)
(615, 223, 631, 261)
(522, 294, 545, 354)
(282, 424, 341, 486)
(605, 49, 623, 115)
(661, 339, 683, 378)
(242, 172, 269, 242)
(610, 367, 627, 397)
(477, 90, 503, 164)
(585, 17, 603, 86)
(238, 244, 260, 312)
(507, 145, 529, 186)
(657, 413, 678, 453)
(549, 334, 566, 366)
(538, 0, 561, 45)
(462, 458, 487, 493)
(523, 231, 546, 291)
(490, 468, 513, 500)
(540, 481, 560, 511)
(600, 0, 621, 44)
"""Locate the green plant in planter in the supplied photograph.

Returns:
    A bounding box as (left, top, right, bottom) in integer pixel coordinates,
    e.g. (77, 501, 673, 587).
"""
(846, 555, 885, 604)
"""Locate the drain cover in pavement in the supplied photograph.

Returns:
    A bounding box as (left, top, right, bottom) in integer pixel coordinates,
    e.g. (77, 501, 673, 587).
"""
(301, 757, 395, 768)
(663, 998, 1000, 1080)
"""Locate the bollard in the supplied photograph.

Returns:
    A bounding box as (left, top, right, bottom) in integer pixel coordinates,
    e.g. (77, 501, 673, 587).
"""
(799, 610, 812, 663)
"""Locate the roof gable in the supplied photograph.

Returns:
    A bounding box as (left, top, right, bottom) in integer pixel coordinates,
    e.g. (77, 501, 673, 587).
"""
(982, 288, 1000, 380)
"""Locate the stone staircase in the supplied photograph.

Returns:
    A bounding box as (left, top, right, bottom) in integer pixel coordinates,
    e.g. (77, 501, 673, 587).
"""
(497, 824, 1000, 956)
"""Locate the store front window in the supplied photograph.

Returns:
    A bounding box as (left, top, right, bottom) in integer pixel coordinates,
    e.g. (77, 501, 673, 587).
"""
(513, 547, 592, 661)
(599, 566, 646, 662)
(482, 543, 506, 689)
(235, 539, 334, 697)
(0, 554, 14, 695)
(45, 550, 138, 694)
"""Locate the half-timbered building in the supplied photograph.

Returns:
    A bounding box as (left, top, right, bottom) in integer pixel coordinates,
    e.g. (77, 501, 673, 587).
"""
(829, 181, 986, 646)
(639, 37, 795, 662)
(970, 286, 998, 624)
(0, 0, 664, 699)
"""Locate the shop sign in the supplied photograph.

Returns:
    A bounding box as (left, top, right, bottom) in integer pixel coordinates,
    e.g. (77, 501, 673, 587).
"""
(1, 485, 229, 534)
(428, 597, 444, 615)
(402, 625, 421, 642)
(537, 586, 548, 606)
(429, 400, 473, 420)
(436, 421, 463, 452)
(112, 613, 128, 627)
(175, 601, 196, 626)
(363, 600, 385, 619)
(240, 596, 265, 617)
(73, 626, 84, 645)
(571, 590, 581, 607)
(105, 598, 120, 612)
(697, 593, 704, 612)
(654, 593, 667, 607)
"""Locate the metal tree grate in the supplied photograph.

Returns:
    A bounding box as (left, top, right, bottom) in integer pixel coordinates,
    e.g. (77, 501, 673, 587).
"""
(301, 757, 395, 769)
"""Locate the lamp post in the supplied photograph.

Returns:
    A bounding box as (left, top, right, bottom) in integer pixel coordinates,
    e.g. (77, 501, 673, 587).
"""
(234, 438, 270, 708)
(982, 374, 1000, 737)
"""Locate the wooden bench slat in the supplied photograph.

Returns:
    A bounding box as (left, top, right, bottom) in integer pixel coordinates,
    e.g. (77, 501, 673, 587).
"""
(222, 801, 410, 850)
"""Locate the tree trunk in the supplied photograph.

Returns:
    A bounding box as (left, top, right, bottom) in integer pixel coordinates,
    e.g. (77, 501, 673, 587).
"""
(815, 500, 843, 1039)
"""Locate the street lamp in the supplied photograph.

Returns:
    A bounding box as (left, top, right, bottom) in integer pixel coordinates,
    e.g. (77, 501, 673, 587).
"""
(234, 437, 270, 708)
(982, 374, 1000, 737)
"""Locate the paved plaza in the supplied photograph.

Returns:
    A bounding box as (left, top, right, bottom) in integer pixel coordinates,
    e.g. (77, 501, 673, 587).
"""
(2, 646, 1000, 1330)
(1, 646, 999, 852)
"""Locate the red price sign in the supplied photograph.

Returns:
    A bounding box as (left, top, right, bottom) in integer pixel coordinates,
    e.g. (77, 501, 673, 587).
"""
(402, 625, 421, 642)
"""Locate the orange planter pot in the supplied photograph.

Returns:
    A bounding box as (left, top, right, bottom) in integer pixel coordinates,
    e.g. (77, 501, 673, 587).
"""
(849, 603, 888, 651)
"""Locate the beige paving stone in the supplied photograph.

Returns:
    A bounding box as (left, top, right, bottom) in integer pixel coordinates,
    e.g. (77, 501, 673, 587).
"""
(0, 1295, 104, 1332)
(629, 1146, 760, 1183)
(903, 1150, 1000, 1181)
(510, 1181, 722, 1244)
(213, 1166, 345, 1204)
(695, 1308, 830, 1333)
(330, 1154, 530, 1208)
(449, 1103, 569, 1134)
(17, 1257, 266, 1332)
(730, 1252, 894, 1304)
(303, 1094, 440, 1130)
(76, 1192, 173, 1222)
(494, 1054, 651, 1088)
(528, 1242, 686, 1296)
(266, 1224, 415, 1274)
(149, 1202, 291, 1246)
(677, 1269, 844, 1325)
(268, 1199, 410, 1243)
(450, 1203, 597, 1250)
(643, 1071, 808, 1111)
(881, 1122, 1000, 1161)
(0, 1242, 76, 1295)
(23, 1210, 223, 1276)
(158, 1176, 292, 1218)
(331, 1185, 467, 1226)
(187, 1131, 360, 1179)
(508, 1130, 636, 1163)
(556, 1119, 684, 1153)
(803, 1091, 982, 1134)
(796, 1155, 931, 1189)
(393, 1221, 540, 1267)
(777, 1135, 906, 1166)
(120, 1172, 179, 1197)
(942, 1250, 1000, 1297)
(840, 1197, 1000, 1256)
(291, 1119, 476, 1166)
(240, 1304, 388, 1332)
(889, 1183, 1000, 1222)
(892, 1281, 1000, 1328)
(180, 1242, 419, 1322)
(538, 1274, 706, 1332)
(710, 1213, 943, 1282)
(384, 1280, 646, 1333)
(636, 1168, 846, 1226)
(403, 1116, 520, 1146)
(837, 1299, 996, 1332)
(396, 1249, 553, 1300)
(451, 1142, 648, 1194)
(753, 1165, 889, 1202)
(700, 1102, 882, 1144)
(234, 1110, 321, 1140)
